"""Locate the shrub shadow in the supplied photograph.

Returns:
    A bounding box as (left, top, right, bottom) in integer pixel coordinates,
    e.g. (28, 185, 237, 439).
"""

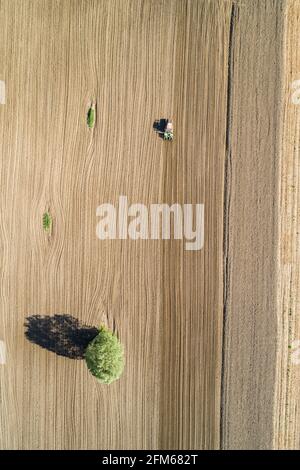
(24, 314, 99, 359)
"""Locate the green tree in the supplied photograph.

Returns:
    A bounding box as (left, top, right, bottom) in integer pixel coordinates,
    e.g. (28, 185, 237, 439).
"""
(85, 326, 124, 384)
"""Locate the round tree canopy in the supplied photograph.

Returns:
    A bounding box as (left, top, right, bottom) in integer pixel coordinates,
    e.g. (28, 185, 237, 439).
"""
(85, 326, 124, 384)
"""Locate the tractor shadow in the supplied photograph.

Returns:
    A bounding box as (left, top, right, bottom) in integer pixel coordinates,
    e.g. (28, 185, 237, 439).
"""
(153, 118, 168, 139)
(24, 314, 99, 359)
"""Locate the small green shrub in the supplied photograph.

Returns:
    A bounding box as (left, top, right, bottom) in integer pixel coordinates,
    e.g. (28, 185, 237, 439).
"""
(87, 106, 95, 128)
(85, 326, 124, 384)
(43, 212, 52, 231)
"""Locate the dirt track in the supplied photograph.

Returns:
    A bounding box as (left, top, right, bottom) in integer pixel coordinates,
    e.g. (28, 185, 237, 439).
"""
(0, 0, 299, 450)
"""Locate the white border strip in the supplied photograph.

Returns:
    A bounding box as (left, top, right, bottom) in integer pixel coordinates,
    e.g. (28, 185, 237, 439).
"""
(0, 80, 5, 104)
(0, 340, 6, 364)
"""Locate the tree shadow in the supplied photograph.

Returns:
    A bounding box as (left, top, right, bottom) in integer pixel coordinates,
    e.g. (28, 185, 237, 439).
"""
(24, 314, 99, 359)
(153, 118, 168, 139)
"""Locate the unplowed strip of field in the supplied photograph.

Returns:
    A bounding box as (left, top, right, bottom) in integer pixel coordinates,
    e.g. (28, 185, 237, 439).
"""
(275, 0, 300, 450)
(221, 0, 300, 450)
(221, 0, 285, 450)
